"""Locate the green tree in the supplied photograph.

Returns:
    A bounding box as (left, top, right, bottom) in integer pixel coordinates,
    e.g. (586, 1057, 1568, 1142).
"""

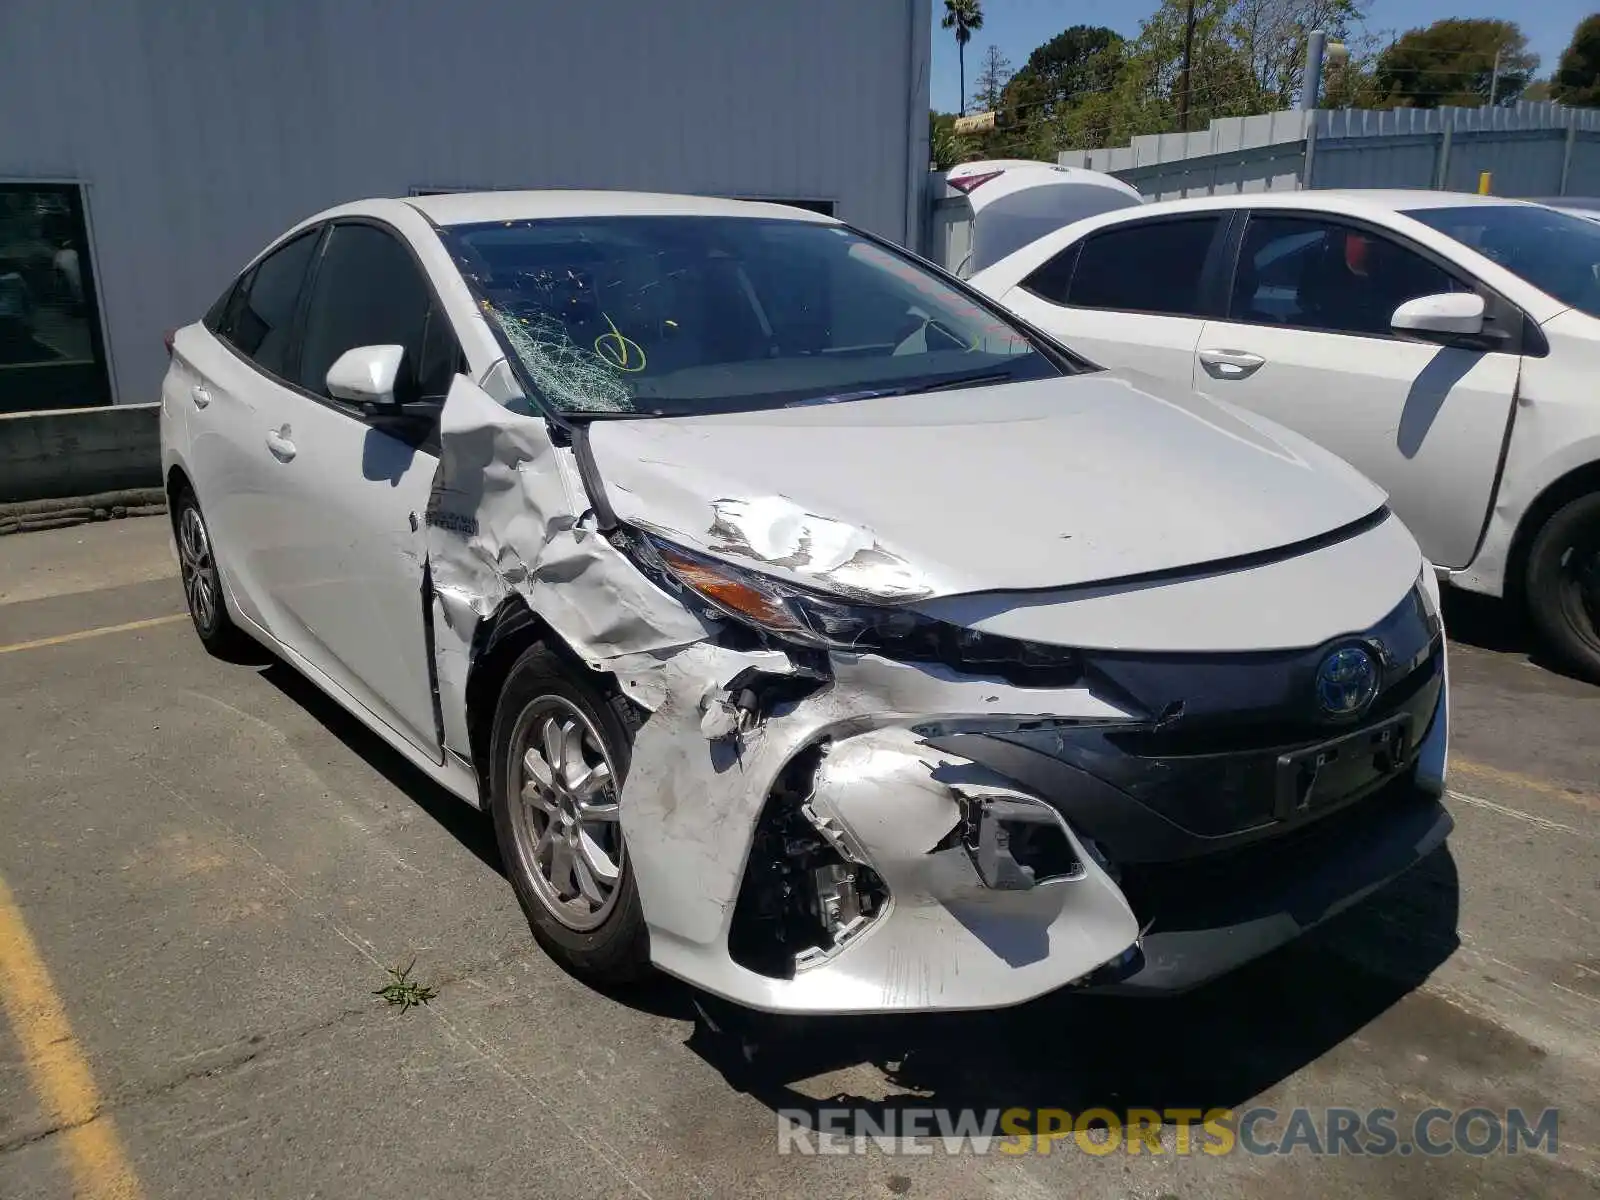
(1230, 0, 1364, 107)
(970, 44, 1013, 114)
(1552, 14, 1600, 105)
(994, 25, 1126, 155)
(942, 0, 985, 115)
(1375, 19, 1538, 108)
(929, 111, 978, 169)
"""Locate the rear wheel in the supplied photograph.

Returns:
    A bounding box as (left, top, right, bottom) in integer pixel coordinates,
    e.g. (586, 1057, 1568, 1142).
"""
(1525, 492, 1600, 684)
(173, 489, 251, 657)
(488, 645, 649, 984)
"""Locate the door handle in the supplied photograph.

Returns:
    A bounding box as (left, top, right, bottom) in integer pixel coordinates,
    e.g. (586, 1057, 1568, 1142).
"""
(265, 426, 296, 462)
(1199, 348, 1266, 380)
(190, 385, 211, 409)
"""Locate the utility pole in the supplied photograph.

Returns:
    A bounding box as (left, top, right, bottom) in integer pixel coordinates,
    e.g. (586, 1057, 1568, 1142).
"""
(1300, 29, 1327, 110)
(1488, 44, 1503, 106)
(1178, 0, 1197, 132)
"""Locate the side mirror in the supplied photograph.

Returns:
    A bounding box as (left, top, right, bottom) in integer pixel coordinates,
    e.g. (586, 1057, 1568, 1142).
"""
(326, 344, 405, 410)
(1390, 292, 1485, 340)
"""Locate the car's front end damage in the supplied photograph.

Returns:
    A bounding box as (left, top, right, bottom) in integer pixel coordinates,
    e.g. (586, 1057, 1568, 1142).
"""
(423, 371, 1452, 1017)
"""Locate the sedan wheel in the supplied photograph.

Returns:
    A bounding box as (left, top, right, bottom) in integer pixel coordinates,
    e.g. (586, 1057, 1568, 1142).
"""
(1527, 492, 1600, 684)
(507, 697, 624, 932)
(178, 503, 221, 636)
(487, 644, 649, 983)
(173, 490, 248, 656)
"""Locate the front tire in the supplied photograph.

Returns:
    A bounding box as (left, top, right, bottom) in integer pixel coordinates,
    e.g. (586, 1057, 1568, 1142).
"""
(488, 644, 649, 984)
(1525, 492, 1600, 684)
(173, 489, 251, 658)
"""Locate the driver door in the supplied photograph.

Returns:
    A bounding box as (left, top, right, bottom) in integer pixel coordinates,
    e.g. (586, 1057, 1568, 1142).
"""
(253, 220, 462, 760)
(1192, 212, 1520, 569)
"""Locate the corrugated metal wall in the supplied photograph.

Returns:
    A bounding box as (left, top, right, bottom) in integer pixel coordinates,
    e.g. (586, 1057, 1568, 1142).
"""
(1056, 102, 1600, 204)
(0, 0, 928, 405)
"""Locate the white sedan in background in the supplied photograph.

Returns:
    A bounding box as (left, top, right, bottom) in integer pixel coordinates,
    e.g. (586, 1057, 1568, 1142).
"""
(971, 191, 1600, 681)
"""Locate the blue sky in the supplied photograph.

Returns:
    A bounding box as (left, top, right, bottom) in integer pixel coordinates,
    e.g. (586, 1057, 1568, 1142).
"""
(930, 0, 1594, 112)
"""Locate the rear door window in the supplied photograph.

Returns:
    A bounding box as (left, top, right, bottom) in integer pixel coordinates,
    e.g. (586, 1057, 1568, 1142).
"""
(1057, 217, 1222, 316)
(215, 230, 319, 378)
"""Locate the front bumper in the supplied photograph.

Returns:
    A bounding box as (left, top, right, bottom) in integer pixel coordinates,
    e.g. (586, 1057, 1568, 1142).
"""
(623, 587, 1451, 1015)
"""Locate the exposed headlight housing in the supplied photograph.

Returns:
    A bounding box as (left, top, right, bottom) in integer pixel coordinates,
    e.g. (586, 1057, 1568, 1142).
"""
(620, 529, 1081, 685)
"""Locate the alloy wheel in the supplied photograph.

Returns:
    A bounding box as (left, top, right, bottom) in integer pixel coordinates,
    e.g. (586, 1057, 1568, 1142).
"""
(178, 505, 220, 634)
(506, 696, 624, 932)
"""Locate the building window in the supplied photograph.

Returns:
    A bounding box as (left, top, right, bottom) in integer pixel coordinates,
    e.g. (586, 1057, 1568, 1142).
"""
(0, 183, 110, 412)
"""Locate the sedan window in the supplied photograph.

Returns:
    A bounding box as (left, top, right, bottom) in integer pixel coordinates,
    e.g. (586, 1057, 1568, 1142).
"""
(215, 230, 319, 378)
(1405, 203, 1600, 319)
(1230, 215, 1462, 336)
(444, 216, 1058, 418)
(1050, 217, 1221, 316)
(297, 223, 458, 404)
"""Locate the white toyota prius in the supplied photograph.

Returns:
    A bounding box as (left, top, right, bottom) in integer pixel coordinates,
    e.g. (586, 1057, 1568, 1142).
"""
(161, 191, 1450, 1014)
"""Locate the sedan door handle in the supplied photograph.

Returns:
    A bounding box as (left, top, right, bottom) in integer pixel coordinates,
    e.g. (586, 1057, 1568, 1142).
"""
(1199, 348, 1266, 380)
(265, 426, 296, 462)
(190, 385, 211, 409)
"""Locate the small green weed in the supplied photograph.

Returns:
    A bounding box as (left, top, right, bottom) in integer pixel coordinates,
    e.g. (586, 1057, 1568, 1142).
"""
(373, 958, 438, 1012)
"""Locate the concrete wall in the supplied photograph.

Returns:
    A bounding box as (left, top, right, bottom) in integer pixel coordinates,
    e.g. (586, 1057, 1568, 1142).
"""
(1, 0, 929, 410)
(0, 404, 160, 503)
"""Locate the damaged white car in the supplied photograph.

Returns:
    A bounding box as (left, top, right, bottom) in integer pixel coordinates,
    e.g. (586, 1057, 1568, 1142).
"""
(160, 191, 1452, 1014)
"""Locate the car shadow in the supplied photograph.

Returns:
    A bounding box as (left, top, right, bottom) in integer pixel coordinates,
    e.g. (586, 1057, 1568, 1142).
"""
(256, 659, 503, 875)
(252, 650, 1463, 1104)
(1440, 587, 1533, 656)
(680, 848, 1461, 1119)
(1437, 587, 1589, 683)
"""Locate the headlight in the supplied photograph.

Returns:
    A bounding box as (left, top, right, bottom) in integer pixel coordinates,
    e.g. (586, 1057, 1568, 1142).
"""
(621, 529, 1081, 684)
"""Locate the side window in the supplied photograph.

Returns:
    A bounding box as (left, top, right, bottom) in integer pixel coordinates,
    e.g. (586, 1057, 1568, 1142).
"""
(297, 223, 457, 405)
(1019, 242, 1082, 305)
(217, 231, 319, 377)
(1064, 217, 1222, 316)
(1230, 215, 1464, 336)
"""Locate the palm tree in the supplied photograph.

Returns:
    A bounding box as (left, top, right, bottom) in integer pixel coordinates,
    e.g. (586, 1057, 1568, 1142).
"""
(942, 0, 985, 115)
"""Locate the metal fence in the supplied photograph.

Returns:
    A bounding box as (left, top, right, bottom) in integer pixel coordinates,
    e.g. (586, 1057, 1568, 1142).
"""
(1054, 101, 1600, 201)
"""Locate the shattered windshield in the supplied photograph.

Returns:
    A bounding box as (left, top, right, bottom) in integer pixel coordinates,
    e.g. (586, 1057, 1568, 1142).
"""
(445, 216, 1057, 416)
(1404, 204, 1600, 319)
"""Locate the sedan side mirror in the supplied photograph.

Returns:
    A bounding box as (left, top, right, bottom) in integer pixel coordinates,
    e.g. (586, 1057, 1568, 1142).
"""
(1390, 292, 1485, 340)
(326, 344, 405, 410)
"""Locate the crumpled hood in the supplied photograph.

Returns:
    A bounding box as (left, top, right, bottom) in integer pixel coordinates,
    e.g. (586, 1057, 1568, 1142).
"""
(586, 372, 1388, 600)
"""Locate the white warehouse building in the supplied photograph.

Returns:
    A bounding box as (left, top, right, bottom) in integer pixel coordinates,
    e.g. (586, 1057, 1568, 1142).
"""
(0, 0, 930, 415)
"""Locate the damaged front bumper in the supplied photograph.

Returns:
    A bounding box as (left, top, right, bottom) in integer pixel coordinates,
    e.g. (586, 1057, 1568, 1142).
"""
(625, 591, 1451, 1015)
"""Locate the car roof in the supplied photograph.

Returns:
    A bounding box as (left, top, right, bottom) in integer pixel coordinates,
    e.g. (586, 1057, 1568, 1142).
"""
(1098, 189, 1539, 221)
(397, 189, 840, 228)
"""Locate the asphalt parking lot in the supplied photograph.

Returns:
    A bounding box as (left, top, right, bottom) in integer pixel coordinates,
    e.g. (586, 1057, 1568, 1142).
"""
(0, 518, 1597, 1200)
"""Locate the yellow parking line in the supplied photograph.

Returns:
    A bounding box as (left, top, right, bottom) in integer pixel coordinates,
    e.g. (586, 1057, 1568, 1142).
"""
(0, 614, 186, 657)
(0, 875, 142, 1198)
(1452, 757, 1600, 816)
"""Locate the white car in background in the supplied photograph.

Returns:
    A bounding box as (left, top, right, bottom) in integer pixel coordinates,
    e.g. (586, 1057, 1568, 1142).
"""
(970, 191, 1600, 682)
(161, 191, 1451, 1016)
(1529, 196, 1600, 225)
